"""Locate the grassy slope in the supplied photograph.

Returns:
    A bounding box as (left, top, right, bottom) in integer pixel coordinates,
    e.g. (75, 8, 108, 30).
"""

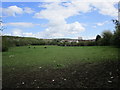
(2, 46, 120, 88)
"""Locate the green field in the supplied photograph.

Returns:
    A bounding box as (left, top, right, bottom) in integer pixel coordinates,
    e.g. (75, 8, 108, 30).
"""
(2, 46, 120, 88)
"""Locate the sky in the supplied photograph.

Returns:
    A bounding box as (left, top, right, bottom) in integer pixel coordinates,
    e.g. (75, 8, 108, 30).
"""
(1, 0, 119, 39)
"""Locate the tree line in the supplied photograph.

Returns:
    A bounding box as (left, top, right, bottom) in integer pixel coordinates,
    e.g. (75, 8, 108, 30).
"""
(1, 20, 120, 52)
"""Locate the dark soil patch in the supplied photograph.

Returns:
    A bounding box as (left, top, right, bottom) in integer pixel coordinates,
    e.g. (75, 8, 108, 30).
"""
(2, 60, 120, 88)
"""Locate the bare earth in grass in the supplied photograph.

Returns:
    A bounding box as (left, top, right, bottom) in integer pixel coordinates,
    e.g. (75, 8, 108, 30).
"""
(3, 60, 120, 88)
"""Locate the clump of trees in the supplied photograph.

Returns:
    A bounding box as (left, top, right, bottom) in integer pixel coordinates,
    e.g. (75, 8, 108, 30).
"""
(2, 36, 46, 52)
(95, 30, 113, 46)
(95, 20, 120, 47)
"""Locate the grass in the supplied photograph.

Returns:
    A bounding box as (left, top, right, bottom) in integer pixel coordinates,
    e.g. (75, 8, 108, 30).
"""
(2, 46, 120, 88)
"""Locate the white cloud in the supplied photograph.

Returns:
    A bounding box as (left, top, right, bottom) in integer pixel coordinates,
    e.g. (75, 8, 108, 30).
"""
(12, 29, 22, 36)
(92, 21, 111, 28)
(3, 6, 23, 16)
(33, 1, 118, 38)
(3, 6, 34, 17)
(91, 2, 118, 17)
(24, 7, 35, 14)
(23, 32, 35, 37)
(34, 2, 86, 38)
(96, 23, 104, 26)
(69, 0, 118, 17)
(3, 33, 11, 36)
(5, 22, 40, 28)
(34, 22, 85, 39)
(96, 21, 110, 26)
(67, 22, 85, 34)
(92, 26, 97, 28)
(7, 28, 35, 37)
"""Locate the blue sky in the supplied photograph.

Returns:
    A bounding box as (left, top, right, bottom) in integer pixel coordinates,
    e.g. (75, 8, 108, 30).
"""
(2, 0, 118, 39)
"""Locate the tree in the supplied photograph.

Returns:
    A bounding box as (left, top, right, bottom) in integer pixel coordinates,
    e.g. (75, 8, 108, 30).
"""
(0, 19, 6, 31)
(95, 35, 101, 45)
(101, 30, 113, 46)
(112, 20, 120, 47)
(95, 35, 101, 42)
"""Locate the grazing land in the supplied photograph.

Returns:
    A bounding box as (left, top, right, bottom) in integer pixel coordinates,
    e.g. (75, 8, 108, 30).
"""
(2, 46, 120, 88)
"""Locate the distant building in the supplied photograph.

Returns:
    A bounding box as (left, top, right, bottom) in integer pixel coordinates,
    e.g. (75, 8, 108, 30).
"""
(78, 37, 82, 40)
(59, 36, 95, 43)
(60, 39, 79, 43)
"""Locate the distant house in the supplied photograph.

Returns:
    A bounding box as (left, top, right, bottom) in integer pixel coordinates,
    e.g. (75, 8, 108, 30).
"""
(60, 37, 82, 43)
(60, 39, 79, 43)
(78, 37, 82, 40)
(60, 37, 95, 43)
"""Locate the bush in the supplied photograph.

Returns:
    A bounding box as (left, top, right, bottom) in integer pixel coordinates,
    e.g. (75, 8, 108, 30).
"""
(2, 37, 9, 52)
(102, 30, 113, 46)
(2, 45, 8, 52)
(111, 30, 120, 47)
(0, 37, 2, 52)
(87, 41, 96, 46)
(78, 42, 85, 46)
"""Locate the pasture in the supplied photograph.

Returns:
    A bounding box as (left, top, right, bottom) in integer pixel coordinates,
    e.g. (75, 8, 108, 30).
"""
(2, 46, 120, 88)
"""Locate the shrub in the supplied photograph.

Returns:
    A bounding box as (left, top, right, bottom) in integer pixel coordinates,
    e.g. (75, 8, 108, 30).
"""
(2, 37, 9, 52)
(102, 30, 113, 46)
(2, 45, 8, 52)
